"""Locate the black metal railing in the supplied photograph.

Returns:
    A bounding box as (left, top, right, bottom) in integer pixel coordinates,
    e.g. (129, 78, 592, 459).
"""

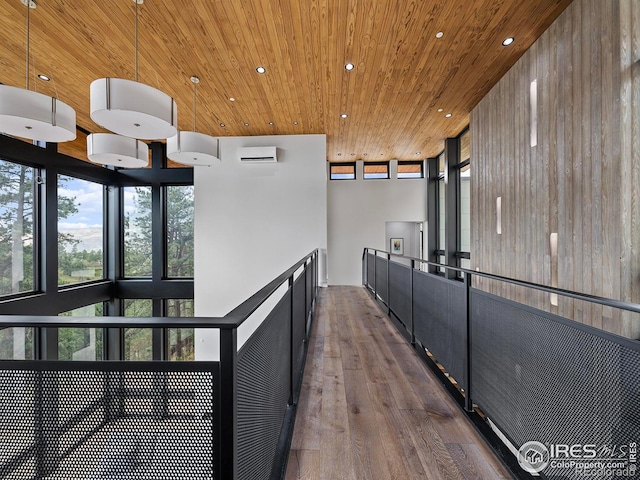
(363, 247, 640, 480)
(0, 249, 319, 480)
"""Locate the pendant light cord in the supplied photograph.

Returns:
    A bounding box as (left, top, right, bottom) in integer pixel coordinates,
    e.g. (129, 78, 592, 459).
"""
(134, 0, 138, 82)
(193, 81, 197, 132)
(25, 1, 30, 90)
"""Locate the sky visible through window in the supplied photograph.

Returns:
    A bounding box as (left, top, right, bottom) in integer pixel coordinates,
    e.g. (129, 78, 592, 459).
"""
(57, 178, 103, 231)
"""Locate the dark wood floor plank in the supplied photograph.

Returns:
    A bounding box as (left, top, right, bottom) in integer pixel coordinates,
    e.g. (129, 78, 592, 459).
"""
(285, 449, 320, 480)
(286, 286, 513, 480)
(401, 409, 467, 480)
(368, 382, 430, 479)
(319, 355, 358, 480)
(446, 443, 511, 480)
(343, 369, 394, 479)
(291, 340, 324, 450)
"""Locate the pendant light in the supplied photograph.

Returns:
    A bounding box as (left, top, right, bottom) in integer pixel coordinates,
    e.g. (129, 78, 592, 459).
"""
(0, 0, 76, 143)
(167, 76, 219, 165)
(90, 0, 177, 140)
(87, 133, 149, 168)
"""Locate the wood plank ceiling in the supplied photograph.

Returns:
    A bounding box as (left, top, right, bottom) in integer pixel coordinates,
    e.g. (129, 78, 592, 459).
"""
(0, 0, 572, 164)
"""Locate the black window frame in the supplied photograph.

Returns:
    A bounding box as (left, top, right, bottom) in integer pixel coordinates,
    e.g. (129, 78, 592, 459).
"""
(363, 161, 390, 180)
(397, 160, 424, 179)
(329, 162, 356, 180)
(0, 135, 194, 362)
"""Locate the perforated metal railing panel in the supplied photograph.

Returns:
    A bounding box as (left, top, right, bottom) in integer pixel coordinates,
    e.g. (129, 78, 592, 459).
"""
(306, 263, 313, 321)
(237, 291, 291, 480)
(375, 255, 388, 304)
(389, 260, 412, 331)
(0, 361, 218, 480)
(471, 288, 640, 480)
(293, 273, 306, 401)
(367, 253, 375, 290)
(413, 270, 468, 390)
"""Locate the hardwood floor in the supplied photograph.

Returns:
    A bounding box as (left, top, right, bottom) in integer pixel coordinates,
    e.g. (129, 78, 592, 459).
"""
(286, 286, 512, 480)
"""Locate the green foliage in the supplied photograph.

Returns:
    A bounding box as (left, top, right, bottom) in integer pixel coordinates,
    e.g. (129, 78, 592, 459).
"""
(0, 161, 34, 295)
(166, 186, 194, 277)
(0, 159, 196, 361)
(0, 327, 34, 360)
(124, 187, 153, 276)
(58, 304, 104, 360)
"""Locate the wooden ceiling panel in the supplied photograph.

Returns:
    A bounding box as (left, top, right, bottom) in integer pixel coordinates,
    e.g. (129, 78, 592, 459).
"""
(0, 0, 572, 163)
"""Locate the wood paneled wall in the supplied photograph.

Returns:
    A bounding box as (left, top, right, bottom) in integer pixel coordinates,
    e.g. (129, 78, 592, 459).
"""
(470, 0, 640, 338)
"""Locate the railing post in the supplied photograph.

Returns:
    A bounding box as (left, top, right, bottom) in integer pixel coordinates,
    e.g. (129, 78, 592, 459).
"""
(464, 272, 473, 413)
(410, 259, 416, 345)
(386, 253, 391, 315)
(372, 250, 377, 298)
(289, 274, 295, 406)
(219, 328, 238, 479)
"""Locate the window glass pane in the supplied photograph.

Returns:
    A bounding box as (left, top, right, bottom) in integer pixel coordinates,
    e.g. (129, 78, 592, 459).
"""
(58, 303, 104, 361)
(124, 187, 152, 277)
(460, 164, 471, 252)
(0, 327, 34, 359)
(363, 163, 389, 179)
(58, 175, 104, 286)
(167, 186, 194, 277)
(124, 299, 153, 361)
(167, 299, 194, 361)
(460, 131, 470, 163)
(461, 258, 471, 270)
(397, 161, 423, 179)
(0, 159, 35, 295)
(330, 163, 355, 180)
(438, 178, 445, 249)
(438, 255, 446, 274)
(438, 153, 445, 175)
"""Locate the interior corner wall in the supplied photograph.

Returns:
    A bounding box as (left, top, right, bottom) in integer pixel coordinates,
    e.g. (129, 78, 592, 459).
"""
(327, 160, 426, 285)
(470, 0, 640, 338)
(193, 134, 327, 357)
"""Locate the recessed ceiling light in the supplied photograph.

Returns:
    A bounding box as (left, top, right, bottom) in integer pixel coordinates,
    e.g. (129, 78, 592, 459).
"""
(293, 121, 298, 125)
(350, 153, 355, 156)
(445, 113, 452, 118)
(268, 121, 274, 125)
(256, 66, 266, 74)
(363, 153, 368, 156)
(344, 62, 354, 71)
(340, 113, 348, 118)
(437, 108, 443, 112)
(415, 152, 421, 155)
(502, 37, 515, 46)
(219, 123, 225, 127)
(37, 74, 50, 81)
(244, 122, 249, 126)
(435, 32, 444, 39)
(229, 97, 235, 102)
(337, 153, 342, 156)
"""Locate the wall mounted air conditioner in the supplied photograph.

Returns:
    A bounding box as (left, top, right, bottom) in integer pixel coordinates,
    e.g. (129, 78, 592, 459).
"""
(238, 146, 277, 163)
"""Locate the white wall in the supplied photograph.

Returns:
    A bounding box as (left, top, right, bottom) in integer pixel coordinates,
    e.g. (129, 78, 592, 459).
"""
(327, 160, 426, 285)
(385, 221, 422, 259)
(194, 134, 327, 359)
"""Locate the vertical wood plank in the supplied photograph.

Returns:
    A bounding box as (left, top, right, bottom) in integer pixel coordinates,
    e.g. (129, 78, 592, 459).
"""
(470, 0, 638, 337)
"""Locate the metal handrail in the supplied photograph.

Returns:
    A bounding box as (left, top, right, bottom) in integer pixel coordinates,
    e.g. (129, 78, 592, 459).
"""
(0, 249, 319, 329)
(364, 247, 640, 315)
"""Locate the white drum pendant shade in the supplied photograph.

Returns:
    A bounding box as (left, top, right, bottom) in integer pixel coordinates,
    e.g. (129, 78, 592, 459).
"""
(87, 133, 149, 168)
(90, 78, 177, 140)
(167, 131, 219, 165)
(0, 84, 76, 142)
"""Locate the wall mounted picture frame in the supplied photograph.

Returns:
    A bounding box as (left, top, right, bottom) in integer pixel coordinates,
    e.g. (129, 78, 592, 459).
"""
(390, 238, 404, 255)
